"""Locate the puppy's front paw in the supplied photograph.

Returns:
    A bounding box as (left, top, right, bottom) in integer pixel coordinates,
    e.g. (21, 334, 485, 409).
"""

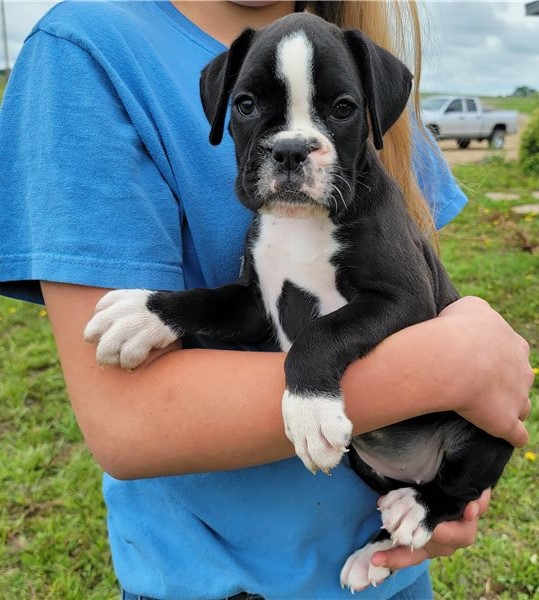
(84, 289, 178, 369)
(282, 390, 353, 474)
(340, 540, 393, 592)
(379, 487, 432, 549)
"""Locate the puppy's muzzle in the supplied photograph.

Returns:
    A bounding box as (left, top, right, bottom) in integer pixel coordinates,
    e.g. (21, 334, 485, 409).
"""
(255, 130, 339, 217)
(270, 138, 320, 203)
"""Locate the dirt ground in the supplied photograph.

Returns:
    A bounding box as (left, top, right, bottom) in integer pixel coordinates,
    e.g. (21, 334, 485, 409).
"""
(438, 114, 530, 166)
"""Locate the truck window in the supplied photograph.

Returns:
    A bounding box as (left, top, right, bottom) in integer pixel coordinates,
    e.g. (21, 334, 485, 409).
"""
(466, 99, 477, 112)
(421, 97, 448, 111)
(445, 99, 463, 113)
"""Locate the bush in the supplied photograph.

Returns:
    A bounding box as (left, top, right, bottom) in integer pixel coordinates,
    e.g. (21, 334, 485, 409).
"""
(520, 107, 539, 175)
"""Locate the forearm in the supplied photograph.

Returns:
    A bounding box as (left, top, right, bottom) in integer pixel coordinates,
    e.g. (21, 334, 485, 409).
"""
(70, 345, 289, 477)
(63, 340, 453, 480)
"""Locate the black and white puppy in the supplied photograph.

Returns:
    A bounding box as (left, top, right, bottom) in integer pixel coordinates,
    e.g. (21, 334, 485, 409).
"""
(85, 14, 513, 592)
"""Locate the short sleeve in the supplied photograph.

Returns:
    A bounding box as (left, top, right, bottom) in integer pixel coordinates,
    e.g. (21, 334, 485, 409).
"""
(0, 30, 185, 304)
(412, 126, 468, 230)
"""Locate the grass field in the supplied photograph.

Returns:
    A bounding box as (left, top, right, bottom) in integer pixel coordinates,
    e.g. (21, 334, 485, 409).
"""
(1, 156, 537, 599)
(431, 158, 539, 599)
(481, 95, 539, 116)
(422, 93, 539, 116)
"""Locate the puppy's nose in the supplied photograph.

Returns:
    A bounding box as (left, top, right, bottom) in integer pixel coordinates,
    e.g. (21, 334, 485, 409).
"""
(272, 139, 309, 172)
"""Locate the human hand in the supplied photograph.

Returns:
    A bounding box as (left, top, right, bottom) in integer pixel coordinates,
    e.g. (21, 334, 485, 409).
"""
(438, 296, 533, 447)
(371, 488, 491, 570)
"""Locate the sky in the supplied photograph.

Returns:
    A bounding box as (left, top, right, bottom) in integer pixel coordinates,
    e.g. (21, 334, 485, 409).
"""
(1, 1, 539, 97)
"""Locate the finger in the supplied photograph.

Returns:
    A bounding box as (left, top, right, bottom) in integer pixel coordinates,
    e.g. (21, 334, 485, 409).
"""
(430, 517, 477, 548)
(476, 488, 491, 517)
(462, 501, 480, 522)
(506, 418, 529, 448)
(520, 397, 532, 422)
(462, 488, 491, 522)
(371, 546, 430, 570)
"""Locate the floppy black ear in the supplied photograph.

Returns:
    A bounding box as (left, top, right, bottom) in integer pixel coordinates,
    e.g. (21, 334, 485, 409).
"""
(344, 30, 413, 150)
(199, 28, 256, 146)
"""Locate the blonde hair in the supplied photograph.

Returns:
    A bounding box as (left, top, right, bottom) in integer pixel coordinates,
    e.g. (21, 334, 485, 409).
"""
(306, 1, 435, 235)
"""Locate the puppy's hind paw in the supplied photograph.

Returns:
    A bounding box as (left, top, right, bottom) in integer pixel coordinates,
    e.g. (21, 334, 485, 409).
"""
(340, 540, 393, 593)
(379, 487, 432, 550)
(282, 390, 353, 474)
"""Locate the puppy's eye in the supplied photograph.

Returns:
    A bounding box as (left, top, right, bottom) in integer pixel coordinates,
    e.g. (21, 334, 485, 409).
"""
(331, 100, 355, 121)
(235, 96, 259, 117)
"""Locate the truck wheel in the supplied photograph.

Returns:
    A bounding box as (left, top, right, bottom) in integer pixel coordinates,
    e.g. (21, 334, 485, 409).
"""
(489, 128, 506, 149)
(457, 138, 470, 149)
(427, 124, 440, 140)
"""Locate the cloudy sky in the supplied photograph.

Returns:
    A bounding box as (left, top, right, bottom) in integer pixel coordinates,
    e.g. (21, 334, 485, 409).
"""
(1, 1, 539, 96)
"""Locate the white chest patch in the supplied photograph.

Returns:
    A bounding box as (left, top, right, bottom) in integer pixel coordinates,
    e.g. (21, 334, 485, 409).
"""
(252, 215, 348, 350)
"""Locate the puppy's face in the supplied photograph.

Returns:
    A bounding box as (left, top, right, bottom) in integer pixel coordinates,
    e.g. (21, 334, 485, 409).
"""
(231, 26, 367, 218)
(201, 14, 412, 218)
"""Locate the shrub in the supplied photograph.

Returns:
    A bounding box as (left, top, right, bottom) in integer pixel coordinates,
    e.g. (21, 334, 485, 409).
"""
(520, 107, 539, 175)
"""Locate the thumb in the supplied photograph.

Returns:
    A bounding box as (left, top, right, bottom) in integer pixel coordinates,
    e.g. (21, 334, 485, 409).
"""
(371, 546, 429, 570)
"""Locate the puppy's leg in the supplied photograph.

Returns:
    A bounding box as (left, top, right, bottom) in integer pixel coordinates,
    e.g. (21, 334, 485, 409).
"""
(378, 487, 438, 549)
(380, 433, 513, 549)
(340, 530, 392, 592)
(84, 284, 268, 369)
(341, 434, 512, 592)
(282, 293, 431, 473)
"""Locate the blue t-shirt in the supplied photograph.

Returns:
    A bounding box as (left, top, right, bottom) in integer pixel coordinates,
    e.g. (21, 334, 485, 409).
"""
(0, 2, 467, 599)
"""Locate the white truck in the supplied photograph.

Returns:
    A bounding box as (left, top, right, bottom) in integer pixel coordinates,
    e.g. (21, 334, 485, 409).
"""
(420, 96, 518, 149)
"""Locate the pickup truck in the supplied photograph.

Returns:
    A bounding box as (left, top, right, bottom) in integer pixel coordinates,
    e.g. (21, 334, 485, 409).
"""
(420, 96, 518, 149)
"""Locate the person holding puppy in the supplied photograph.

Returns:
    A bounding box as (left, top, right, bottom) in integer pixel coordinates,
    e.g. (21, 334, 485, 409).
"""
(0, 1, 533, 599)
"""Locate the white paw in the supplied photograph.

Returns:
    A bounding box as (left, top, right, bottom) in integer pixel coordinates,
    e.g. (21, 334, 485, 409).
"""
(379, 488, 431, 549)
(84, 289, 178, 369)
(340, 540, 393, 592)
(282, 390, 353, 474)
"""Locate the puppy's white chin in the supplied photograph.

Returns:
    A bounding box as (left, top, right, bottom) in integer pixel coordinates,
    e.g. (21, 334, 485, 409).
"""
(259, 201, 329, 219)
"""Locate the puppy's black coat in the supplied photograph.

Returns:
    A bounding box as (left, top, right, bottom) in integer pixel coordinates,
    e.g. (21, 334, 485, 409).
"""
(89, 13, 513, 589)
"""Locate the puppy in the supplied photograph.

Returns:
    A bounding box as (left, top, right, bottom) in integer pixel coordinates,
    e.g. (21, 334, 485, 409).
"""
(85, 13, 513, 592)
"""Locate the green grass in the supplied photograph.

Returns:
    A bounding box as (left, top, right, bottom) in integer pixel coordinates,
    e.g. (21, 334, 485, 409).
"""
(430, 157, 539, 599)
(481, 95, 539, 116)
(0, 304, 117, 598)
(0, 158, 538, 599)
(421, 93, 539, 115)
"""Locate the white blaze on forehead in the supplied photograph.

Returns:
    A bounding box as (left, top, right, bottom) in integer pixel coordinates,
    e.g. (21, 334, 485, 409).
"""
(275, 30, 314, 129)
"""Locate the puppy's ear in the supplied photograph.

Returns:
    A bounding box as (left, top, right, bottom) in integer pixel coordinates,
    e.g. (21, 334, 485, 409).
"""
(200, 28, 256, 145)
(344, 30, 412, 150)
